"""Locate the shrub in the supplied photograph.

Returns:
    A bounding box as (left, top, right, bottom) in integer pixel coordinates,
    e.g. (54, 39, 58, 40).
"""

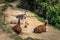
(5, 0, 17, 3)
(1, 4, 8, 11)
(0, 0, 5, 4)
(17, 0, 37, 11)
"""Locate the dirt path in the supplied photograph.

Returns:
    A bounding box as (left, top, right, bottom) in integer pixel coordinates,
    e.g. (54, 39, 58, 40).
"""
(0, 28, 13, 40)
(3, 0, 60, 40)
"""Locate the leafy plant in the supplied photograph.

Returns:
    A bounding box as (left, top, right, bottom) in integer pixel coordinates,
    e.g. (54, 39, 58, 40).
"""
(5, 0, 17, 3)
(24, 37, 40, 40)
(0, 0, 5, 4)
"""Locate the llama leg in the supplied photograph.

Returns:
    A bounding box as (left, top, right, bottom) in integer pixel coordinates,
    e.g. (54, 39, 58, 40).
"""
(24, 14, 27, 28)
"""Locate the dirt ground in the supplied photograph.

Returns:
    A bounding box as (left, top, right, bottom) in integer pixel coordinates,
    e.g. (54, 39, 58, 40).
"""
(0, 28, 13, 40)
(0, 0, 60, 40)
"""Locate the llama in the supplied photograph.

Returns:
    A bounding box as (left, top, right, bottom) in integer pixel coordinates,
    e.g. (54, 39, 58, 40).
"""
(33, 20, 48, 33)
(12, 17, 22, 34)
(23, 10, 28, 28)
(24, 22, 29, 28)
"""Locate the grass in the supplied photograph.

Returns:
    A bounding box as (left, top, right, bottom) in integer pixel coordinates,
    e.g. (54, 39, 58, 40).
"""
(0, 0, 5, 4)
(24, 37, 40, 40)
(33, 13, 45, 22)
(0, 21, 13, 33)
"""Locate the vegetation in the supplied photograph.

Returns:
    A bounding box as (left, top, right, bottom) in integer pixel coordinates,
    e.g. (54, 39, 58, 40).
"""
(17, 0, 60, 29)
(24, 37, 40, 40)
(10, 34, 40, 40)
(0, 0, 16, 4)
(0, 0, 14, 21)
(0, 0, 5, 4)
(17, 0, 36, 11)
(5, 0, 17, 2)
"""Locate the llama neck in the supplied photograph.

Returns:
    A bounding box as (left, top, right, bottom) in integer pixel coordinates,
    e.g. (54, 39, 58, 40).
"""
(44, 22, 47, 26)
(44, 20, 48, 26)
(18, 18, 20, 25)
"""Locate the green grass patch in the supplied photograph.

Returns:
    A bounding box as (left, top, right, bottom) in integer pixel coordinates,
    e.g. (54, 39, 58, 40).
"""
(33, 13, 45, 22)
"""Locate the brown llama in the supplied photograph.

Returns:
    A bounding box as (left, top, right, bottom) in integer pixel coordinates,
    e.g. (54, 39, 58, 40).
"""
(33, 20, 48, 33)
(12, 18, 22, 34)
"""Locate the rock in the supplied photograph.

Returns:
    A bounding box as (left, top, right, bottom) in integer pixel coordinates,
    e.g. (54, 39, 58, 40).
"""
(5, 16, 18, 24)
(10, 20, 18, 24)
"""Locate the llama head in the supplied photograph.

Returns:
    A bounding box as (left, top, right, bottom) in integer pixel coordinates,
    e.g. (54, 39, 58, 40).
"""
(16, 15, 22, 18)
(16, 14, 24, 20)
